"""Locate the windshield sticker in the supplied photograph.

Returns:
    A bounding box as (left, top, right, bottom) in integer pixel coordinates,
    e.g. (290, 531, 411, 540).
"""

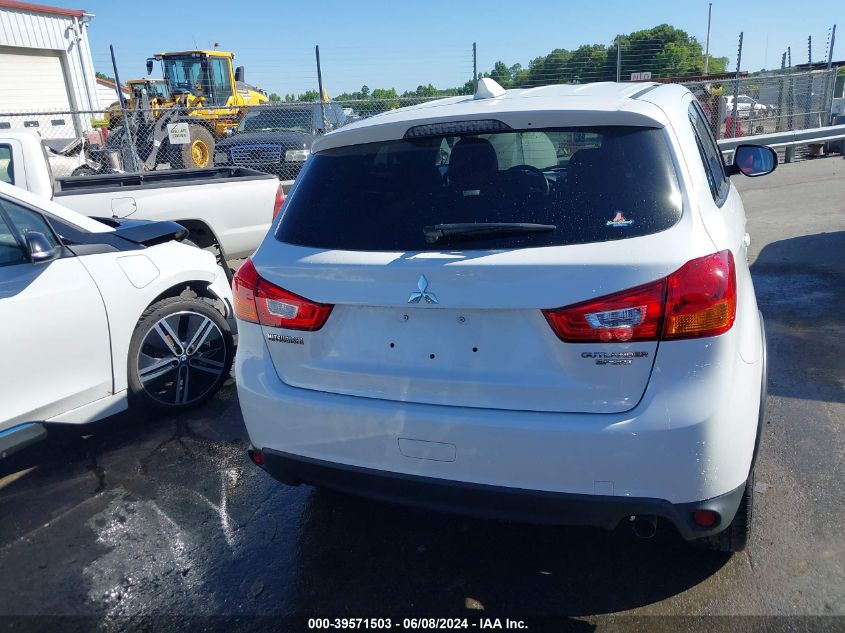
(607, 212, 634, 228)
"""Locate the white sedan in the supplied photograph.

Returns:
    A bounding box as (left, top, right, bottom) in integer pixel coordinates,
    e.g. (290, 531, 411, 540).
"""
(0, 181, 235, 457)
(725, 95, 771, 118)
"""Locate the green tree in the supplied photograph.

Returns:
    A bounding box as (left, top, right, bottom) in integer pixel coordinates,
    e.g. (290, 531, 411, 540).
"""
(489, 61, 513, 87)
(298, 90, 320, 101)
(488, 23, 731, 88)
(414, 83, 438, 97)
(370, 87, 398, 100)
(654, 42, 692, 76)
(268, 93, 281, 102)
(706, 56, 730, 74)
(623, 24, 719, 77)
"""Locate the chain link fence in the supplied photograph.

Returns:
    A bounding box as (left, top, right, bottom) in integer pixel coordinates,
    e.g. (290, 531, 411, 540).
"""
(676, 68, 838, 141)
(0, 97, 444, 180)
(0, 68, 838, 180)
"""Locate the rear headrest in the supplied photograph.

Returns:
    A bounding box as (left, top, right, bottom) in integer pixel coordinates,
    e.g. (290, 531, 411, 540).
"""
(448, 137, 498, 186)
(567, 147, 604, 171)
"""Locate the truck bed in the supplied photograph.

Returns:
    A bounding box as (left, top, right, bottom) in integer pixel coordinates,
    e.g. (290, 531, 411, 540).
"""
(52, 166, 280, 260)
(53, 167, 276, 196)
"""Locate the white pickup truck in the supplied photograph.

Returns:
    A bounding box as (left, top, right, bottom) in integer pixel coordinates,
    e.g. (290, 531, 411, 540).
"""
(0, 131, 283, 267)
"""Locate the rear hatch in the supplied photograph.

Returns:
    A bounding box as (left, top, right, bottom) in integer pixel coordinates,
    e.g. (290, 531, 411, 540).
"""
(254, 123, 688, 414)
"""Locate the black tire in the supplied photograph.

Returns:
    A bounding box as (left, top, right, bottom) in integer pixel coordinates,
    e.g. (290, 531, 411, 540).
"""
(169, 124, 215, 170)
(71, 165, 99, 177)
(695, 472, 754, 553)
(128, 297, 234, 411)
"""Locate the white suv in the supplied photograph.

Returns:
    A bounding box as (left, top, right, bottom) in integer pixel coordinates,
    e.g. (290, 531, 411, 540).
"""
(234, 80, 776, 552)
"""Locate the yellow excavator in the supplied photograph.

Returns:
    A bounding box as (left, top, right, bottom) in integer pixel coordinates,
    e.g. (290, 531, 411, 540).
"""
(107, 49, 268, 170)
(106, 78, 169, 122)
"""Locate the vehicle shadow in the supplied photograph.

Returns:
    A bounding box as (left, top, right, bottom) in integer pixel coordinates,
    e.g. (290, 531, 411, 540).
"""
(750, 230, 845, 404)
(0, 388, 731, 622)
(289, 487, 730, 618)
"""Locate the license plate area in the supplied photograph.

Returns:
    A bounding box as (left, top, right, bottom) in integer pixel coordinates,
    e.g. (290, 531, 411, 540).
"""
(367, 307, 485, 366)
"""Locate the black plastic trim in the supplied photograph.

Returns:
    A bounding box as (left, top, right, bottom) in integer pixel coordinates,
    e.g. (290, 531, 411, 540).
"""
(53, 166, 275, 197)
(0, 423, 47, 458)
(750, 311, 767, 473)
(629, 83, 660, 99)
(110, 219, 188, 246)
(256, 449, 747, 540)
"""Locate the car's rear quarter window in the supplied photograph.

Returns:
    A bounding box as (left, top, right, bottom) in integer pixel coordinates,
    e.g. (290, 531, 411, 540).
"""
(277, 126, 682, 251)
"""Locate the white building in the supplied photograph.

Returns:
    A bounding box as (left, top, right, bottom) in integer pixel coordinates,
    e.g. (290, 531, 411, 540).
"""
(95, 76, 127, 110)
(0, 0, 100, 148)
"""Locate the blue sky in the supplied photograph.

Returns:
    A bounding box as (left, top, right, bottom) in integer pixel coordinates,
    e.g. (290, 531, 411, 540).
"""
(78, 0, 840, 96)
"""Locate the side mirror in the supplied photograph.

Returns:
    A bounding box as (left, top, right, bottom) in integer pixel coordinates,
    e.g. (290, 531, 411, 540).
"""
(234, 66, 245, 83)
(727, 144, 778, 177)
(146, 58, 154, 75)
(25, 232, 61, 263)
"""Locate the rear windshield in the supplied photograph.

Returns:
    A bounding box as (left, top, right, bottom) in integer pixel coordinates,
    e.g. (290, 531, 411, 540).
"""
(276, 126, 682, 251)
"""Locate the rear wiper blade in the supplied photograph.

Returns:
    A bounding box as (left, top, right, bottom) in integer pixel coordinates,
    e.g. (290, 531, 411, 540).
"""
(423, 222, 557, 244)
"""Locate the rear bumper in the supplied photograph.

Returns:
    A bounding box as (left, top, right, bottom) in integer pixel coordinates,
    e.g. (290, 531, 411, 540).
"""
(236, 319, 762, 533)
(257, 448, 746, 540)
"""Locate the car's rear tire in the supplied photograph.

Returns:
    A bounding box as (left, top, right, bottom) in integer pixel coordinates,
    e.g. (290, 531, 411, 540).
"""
(694, 472, 754, 553)
(128, 297, 234, 410)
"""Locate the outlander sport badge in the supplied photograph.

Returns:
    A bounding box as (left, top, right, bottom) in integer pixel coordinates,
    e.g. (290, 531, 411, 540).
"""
(408, 275, 438, 304)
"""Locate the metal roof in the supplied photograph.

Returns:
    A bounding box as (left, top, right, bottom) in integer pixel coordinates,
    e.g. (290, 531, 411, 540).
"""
(0, 0, 85, 18)
(154, 50, 235, 58)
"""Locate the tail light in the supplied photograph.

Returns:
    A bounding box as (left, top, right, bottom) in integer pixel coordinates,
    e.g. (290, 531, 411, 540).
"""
(272, 184, 286, 220)
(543, 251, 736, 343)
(543, 280, 666, 342)
(233, 259, 333, 331)
(662, 251, 736, 339)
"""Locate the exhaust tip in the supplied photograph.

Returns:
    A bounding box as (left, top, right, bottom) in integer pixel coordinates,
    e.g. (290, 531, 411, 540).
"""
(631, 515, 658, 539)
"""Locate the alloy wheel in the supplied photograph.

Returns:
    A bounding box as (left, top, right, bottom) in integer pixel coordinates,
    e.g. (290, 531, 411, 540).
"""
(136, 310, 227, 406)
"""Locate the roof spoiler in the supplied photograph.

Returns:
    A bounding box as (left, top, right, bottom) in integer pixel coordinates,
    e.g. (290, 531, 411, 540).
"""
(92, 217, 188, 247)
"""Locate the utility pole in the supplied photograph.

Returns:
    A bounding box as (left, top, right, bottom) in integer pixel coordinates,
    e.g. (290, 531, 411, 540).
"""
(109, 44, 138, 172)
(825, 25, 837, 127)
(616, 35, 622, 82)
(315, 45, 327, 129)
(827, 24, 837, 69)
(805, 36, 814, 133)
(704, 2, 713, 75)
(473, 42, 477, 92)
(731, 32, 743, 138)
(776, 52, 787, 132)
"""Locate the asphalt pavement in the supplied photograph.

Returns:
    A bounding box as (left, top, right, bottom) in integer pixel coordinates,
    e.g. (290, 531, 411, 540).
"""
(0, 158, 843, 632)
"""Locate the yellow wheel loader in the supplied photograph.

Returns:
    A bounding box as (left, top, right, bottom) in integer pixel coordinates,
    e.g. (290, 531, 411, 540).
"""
(106, 50, 268, 171)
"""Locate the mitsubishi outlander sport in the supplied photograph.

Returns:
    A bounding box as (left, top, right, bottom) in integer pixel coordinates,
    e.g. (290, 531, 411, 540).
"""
(233, 79, 775, 552)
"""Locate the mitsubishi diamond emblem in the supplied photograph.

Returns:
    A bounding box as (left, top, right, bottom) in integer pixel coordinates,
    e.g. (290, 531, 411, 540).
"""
(408, 275, 438, 304)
